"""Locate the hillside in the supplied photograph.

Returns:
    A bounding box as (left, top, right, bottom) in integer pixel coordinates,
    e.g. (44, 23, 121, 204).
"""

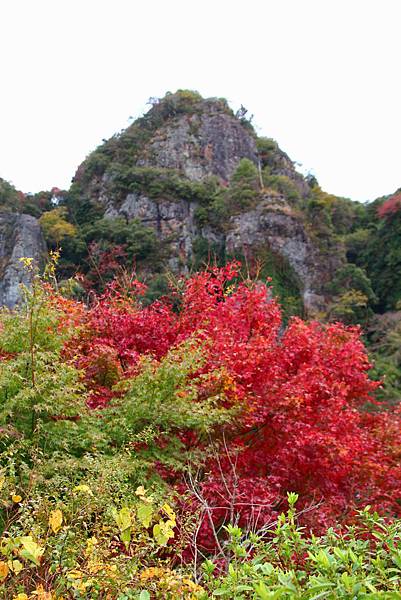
(1, 90, 400, 323)
(0, 91, 400, 326)
(1, 90, 399, 408)
(0, 92, 347, 314)
(2, 90, 401, 597)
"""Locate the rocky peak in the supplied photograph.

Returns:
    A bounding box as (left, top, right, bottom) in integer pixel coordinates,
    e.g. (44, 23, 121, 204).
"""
(137, 98, 258, 183)
(64, 91, 345, 315)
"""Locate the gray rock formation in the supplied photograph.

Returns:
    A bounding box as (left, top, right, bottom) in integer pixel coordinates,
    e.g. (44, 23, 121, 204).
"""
(225, 196, 334, 312)
(138, 106, 258, 183)
(102, 189, 217, 271)
(0, 213, 46, 308)
(99, 187, 336, 313)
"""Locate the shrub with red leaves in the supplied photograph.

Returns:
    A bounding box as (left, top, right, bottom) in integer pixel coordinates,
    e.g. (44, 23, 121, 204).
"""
(62, 262, 401, 551)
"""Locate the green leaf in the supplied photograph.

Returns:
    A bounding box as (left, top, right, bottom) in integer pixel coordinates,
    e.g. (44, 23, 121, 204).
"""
(153, 519, 174, 546)
(254, 582, 269, 600)
(112, 506, 132, 532)
(391, 552, 401, 570)
(137, 502, 154, 528)
(112, 507, 132, 549)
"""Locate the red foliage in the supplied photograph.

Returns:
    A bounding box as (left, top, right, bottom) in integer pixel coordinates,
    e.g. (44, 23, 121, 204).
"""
(82, 242, 129, 290)
(377, 192, 401, 218)
(56, 262, 401, 548)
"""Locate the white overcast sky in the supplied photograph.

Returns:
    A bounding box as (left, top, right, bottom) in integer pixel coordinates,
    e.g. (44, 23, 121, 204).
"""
(0, 0, 400, 201)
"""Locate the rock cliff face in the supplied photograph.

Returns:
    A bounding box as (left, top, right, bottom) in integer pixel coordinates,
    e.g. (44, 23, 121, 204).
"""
(103, 191, 201, 271)
(137, 104, 258, 183)
(101, 191, 336, 311)
(0, 213, 46, 308)
(225, 196, 340, 312)
(70, 92, 343, 314)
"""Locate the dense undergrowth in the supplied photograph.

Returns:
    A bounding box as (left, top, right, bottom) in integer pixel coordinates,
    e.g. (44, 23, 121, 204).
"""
(1, 258, 401, 598)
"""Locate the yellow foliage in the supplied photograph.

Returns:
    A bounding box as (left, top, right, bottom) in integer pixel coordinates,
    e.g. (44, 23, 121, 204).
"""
(84, 536, 98, 557)
(18, 256, 34, 270)
(0, 560, 9, 581)
(31, 586, 54, 599)
(140, 566, 167, 581)
(49, 509, 63, 534)
(161, 503, 176, 523)
(135, 485, 147, 498)
(73, 484, 93, 495)
(39, 208, 76, 245)
(0, 479, 187, 598)
(19, 536, 44, 566)
(9, 559, 23, 574)
(140, 566, 204, 596)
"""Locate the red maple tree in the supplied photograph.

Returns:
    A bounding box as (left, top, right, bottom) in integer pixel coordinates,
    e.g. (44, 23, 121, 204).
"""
(55, 262, 401, 548)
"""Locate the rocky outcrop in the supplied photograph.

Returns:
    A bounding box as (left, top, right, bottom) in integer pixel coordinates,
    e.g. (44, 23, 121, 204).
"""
(106, 191, 201, 270)
(226, 196, 337, 312)
(100, 187, 337, 312)
(0, 213, 46, 308)
(138, 104, 258, 183)
(72, 91, 342, 314)
(102, 189, 223, 271)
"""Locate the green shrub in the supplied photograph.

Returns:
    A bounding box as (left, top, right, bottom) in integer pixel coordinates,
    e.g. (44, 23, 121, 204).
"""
(0, 264, 87, 455)
(262, 173, 301, 202)
(200, 496, 401, 599)
(228, 159, 260, 211)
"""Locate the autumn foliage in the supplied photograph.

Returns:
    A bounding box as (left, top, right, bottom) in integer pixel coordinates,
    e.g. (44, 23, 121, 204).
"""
(42, 261, 401, 554)
(377, 192, 401, 218)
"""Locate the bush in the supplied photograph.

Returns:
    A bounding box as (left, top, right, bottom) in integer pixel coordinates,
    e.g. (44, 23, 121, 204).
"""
(39, 208, 77, 247)
(262, 173, 301, 202)
(228, 159, 260, 211)
(201, 496, 401, 599)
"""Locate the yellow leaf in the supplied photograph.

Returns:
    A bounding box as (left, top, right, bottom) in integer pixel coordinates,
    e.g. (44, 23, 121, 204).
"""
(140, 566, 166, 581)
(19, 536, 44, 566)
(49, 509, 63, 534)
(0, 561, 9, 581)
(137, 502, 153, 528)
(31, 585, 54, 600)
(9, 559, 23, 574)
(84, 536, 98, 557)
(112, 506, 132, 532)
(68, 569, 83, 578)
(12, 494, 22, 503)
(12, 594, 28, 600)
(0, 476, 5, 490)
(111, 507, 132, 548)
(162, 503, 176, 524)
(73, 484, 93, 496)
